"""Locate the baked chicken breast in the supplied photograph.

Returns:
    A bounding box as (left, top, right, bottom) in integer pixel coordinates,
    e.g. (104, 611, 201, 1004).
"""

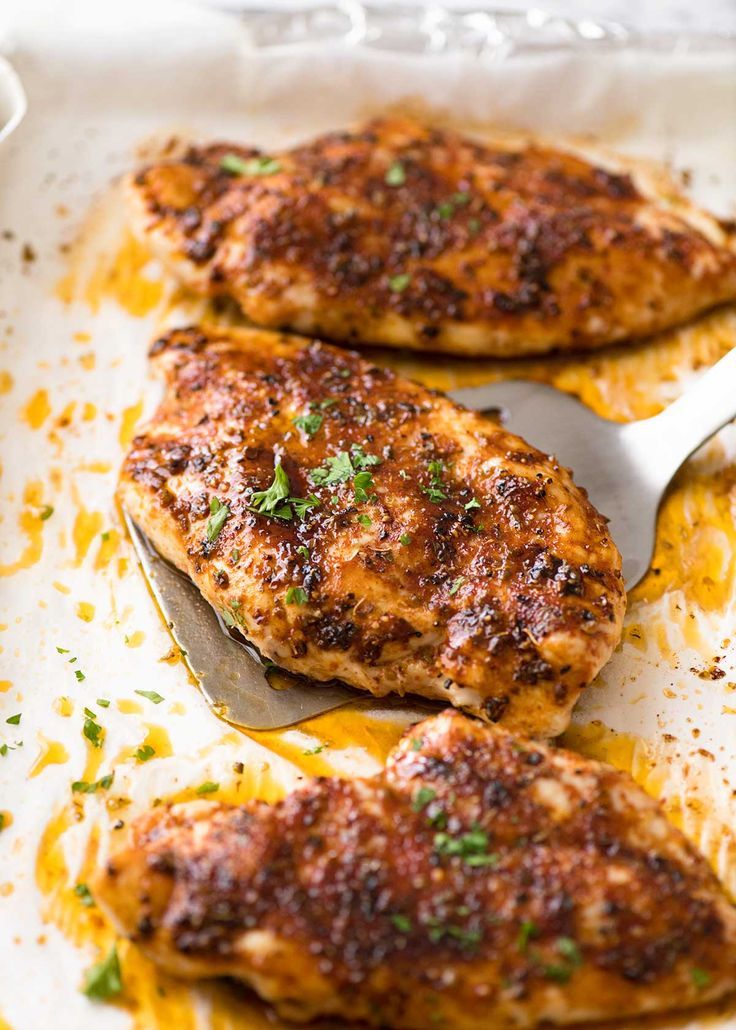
(94, 710, 736, 1028)
(119, 326, 625, 737)
(127, 117, 736, 358)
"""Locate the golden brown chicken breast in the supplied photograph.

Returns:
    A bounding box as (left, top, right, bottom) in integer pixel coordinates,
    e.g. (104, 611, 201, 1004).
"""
(94, 710, 736, 1028)
(127, 117, 736, 358)
(119, 325, 625, 737)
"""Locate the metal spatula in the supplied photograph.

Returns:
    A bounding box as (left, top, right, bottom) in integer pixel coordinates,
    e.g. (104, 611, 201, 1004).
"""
(453, 345, 736, 588)
(124, 346, 736, 730)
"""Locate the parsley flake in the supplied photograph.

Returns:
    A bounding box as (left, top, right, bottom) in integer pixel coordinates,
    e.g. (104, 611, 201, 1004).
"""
(296, 545, 310, 560)
(293, 412, 323, 437)
(285, 586, 308, 606)
(691, 967, 711, 989)
(195, 781, 219, 795)
(556, 936, 582, 967)
(448, 576, 465, 596)
(5, 713, 21, 726)
(388, 273, 411, 293)
(250, 461, 318, 521)
(82, 709, 104, 749)
(134, 689, 164, 705)
(422, 460, 448, 503)
(82, 944, 122, 1001)
(206, 497, 230, 542)
(39, 505, 54, 521)
(385, 162, 406, 186)
(434, 826, 496, 866)
(353, 470, 375, 504)
(390, 913, 412, 933)
(517, 919, 538, 953)
(464, 497, 481, 511)
(74, 883, 95, 907)
(72, 773, 114, 794)
(220, 153, 281, 177)
(356, 514, 372, 527)
(412, 786, 436, 811)
(135, 744, 156, 762)
(399, 533, 411, 546)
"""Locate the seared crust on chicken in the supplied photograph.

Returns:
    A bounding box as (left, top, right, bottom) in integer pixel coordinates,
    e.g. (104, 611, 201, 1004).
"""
(94, 710, 736, 1028)
(127, 117, 736, 357)
(119, 326, 624, 736)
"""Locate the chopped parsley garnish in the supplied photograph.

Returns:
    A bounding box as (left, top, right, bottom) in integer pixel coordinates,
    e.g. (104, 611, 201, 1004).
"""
(302, 744, 326, 756)
(318, 398, 337, 409)
(428, 808, 447, 829)
(390, 913, 412, 933)
(388, 272, 411, 293)
(231, 548, 240, 562)
(352, 446, 381, 471)
(517, 919, 538, 953)
(0, 742, 22, 757)
(434, 827, 498, 866)
(285, 586, 308, 606)
(412, 786, 436, 812)
(448, 576, 465, 596)
(556, 936, 582, 967)
(250, 461, 318, 521)
(220, 153, 281, 176)
(82, 944, 122, 1001)
(195, 781, 219, 795)
(56, 646, 70, 654)
(464, 497, 481, 511)
(39, 505, 54, 521)
(96, 698, 110, 708)
(296, 545, 310, 560)
(427, 917, 482, 948)
(72, 773, 114, 794)
(5, 713, 21, 726)
(310, 446, 381, 501)
(353, 470, 375, 504)
(82, 708, 104, 749)
(135, 745, 156, 762)
(74, 883, 95, 907)
(447, 925, 482, 947)
(206, 497, 230, 542)
(691, 967, 711, 989)
(356, 514, 372, 527)
(542, 963, 572, 983)
(74, 670, 85, 683)
(293, 412, 323, 437)
(399, 533, 411, 546)
(437, 191, 471, 220)
(422, 460, 448, 503)
(385, 162, 406, 186)
(134, 689, 164, 705)
(311, 451, 354, 486)
(291, 495, 320, 519)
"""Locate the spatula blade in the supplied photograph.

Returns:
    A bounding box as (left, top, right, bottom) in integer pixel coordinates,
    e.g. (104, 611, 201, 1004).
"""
(123, 511, 356, 730)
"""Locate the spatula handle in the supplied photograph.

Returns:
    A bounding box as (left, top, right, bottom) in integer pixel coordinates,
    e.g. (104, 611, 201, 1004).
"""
(629, 345, 736, 484)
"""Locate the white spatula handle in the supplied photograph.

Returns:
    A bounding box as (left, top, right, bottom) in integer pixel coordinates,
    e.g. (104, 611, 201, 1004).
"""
(626, 346, 736, 486)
